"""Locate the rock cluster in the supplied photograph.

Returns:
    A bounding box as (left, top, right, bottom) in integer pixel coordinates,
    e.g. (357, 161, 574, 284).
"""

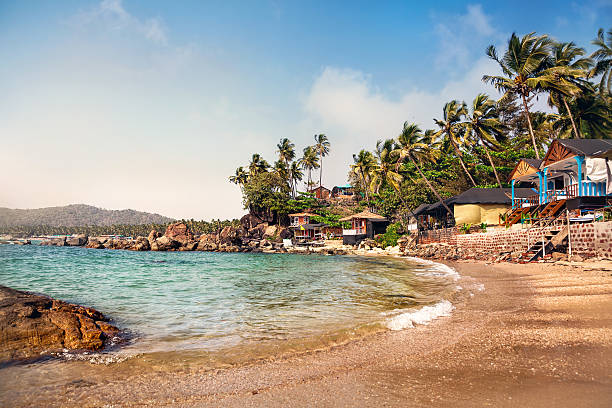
(0, 285, 120, 363)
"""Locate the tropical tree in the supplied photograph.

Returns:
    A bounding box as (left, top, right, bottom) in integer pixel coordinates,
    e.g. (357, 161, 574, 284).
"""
(541, 42, 592, 138)
(229, 166, 248, 188)
(371, 139, 403, 193)
(277, 138, 296, 164)
(483, 32, 553, 159)
(248, 153, 270, 177)
(300, 146, 320, 190)
(460, 94, 505, 188)
(393, 122, 453, 214)
(553, 91, 612, 139)
(591, 27, 612, 96)
(289, 161, 304, 197)
(313, 134, 330, 188)
(351, 149, 377, 206)
(434, 100, 476, 186)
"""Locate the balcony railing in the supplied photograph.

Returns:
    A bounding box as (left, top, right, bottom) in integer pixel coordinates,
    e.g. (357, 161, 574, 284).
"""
(513, 182, 607, 209)
(343, 228, 365, 236)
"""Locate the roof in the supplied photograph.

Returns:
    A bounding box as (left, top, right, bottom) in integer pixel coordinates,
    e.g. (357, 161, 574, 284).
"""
(334, 184, 353, 189)
(557, 139, 612, 157)
(291, 223, 325, 229)
(508, 158, 542, 181)
(339, 210, 388, 222)
(414, 188, 536, 216)
(308, 186, 330, 192)
(288, 212, 318, 217)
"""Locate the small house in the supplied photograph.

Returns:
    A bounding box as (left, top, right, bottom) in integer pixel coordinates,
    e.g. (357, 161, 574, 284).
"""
(308, 186, 332, 200)
(340, 210, 389, 245)
(288, 212, 324, 241)
(332, 184, 355, 198)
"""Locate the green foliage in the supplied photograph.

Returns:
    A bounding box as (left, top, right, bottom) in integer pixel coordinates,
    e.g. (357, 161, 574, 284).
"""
(460, 223, 472, 234)
(376, 222, 403, 248)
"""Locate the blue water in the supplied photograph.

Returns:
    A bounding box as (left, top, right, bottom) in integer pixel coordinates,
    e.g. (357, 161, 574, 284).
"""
(0, 245, 453, 356)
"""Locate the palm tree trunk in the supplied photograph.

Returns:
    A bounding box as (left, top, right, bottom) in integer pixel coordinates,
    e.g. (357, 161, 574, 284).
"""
(483, 145, 502, 189)
(450, 138, 477, 187)
(319, 153, 323, 187)
(521, 93, 541, 160)
(409, 156, 453, 215)
(561, 95, 580, 139)
(360, 170, 371, 209)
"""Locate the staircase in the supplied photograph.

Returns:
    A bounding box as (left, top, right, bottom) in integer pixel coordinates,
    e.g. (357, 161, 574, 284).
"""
(539, 199, 567, 220)
(504, 206, 530, 227)
(519, 226, 569, 262)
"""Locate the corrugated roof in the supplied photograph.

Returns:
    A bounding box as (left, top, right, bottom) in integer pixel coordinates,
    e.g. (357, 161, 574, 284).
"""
(557, 139, 612, 157)
(288, 212, 318, 217)
(339, 210, 388, 222)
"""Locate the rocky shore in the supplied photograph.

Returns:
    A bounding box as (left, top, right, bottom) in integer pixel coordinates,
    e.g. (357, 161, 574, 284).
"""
(0, 286, 121, 364)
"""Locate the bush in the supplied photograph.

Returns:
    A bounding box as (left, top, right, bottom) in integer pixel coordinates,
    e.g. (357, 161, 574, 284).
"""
(376, 222, 402, 249)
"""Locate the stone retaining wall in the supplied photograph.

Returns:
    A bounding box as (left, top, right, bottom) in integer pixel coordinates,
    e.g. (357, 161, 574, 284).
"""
(421, 221, 612, 258)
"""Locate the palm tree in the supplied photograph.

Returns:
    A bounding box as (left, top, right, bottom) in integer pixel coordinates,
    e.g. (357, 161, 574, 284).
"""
(434, 100, 476, 186)
(393, 122, 453, 215)
(541, 42, 592, 138)
(229, 166, 248, 187)
(313, 134, 330, 188)
(552, 91, 612, 139)
(351, 149, 376, 205)
(483, 32, 553, 159)
(248, 154, 270, 177)
(591, 27, 612, 96)
(300, 146, 320, 190)
(277, 138, 296, 164)
(460, 94, 505, 188)
(289, 161, 304, 197)
(371, 139, 403, 193)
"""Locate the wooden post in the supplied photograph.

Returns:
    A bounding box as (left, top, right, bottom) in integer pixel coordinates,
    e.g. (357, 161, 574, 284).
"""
(566, 209, 572, 257)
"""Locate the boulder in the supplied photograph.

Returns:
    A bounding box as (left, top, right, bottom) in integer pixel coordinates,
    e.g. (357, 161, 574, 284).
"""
(66, 234, 88, 247)
(0, 285, 121, 363)
(263, 225, 278, 238)
(130, 236, 150, 251)
(219, 226, 241, 246)
(240, 213, 264, 230)
(151, 236, 181, 251)
(279, 227, 292, 239)
(164, 222, 193, 245)
(40, 237, 66, 247)
(147, 230, 162, 245)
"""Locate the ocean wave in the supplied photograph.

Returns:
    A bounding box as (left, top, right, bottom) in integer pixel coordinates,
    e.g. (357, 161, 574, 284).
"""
(385, 300, 454, 330)
(404, 256, 460, 280)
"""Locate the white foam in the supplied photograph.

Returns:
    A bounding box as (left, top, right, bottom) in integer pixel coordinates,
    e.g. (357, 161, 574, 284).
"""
(386, 300, 454, 330)
(404, 257, 459, 280)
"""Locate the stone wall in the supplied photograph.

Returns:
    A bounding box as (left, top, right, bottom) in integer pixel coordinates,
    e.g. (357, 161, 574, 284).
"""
(420, 221, 612, 258)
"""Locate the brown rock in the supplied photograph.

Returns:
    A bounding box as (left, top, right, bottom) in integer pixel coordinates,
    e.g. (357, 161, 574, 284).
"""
(0, 286, 121, 363)
(240, 213, 263, 230)
(164, 222, 193, 245)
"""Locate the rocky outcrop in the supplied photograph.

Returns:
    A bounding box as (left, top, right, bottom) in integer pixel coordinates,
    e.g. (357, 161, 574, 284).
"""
(0, 285, 121, 363)
(164, 222, 193, 245)
(40, 236, 66, 247)
(66, 234, 88, 246)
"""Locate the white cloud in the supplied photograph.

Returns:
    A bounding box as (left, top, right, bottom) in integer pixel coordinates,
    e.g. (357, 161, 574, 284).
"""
(434, 4, 501, 70)
(76, 0, 168, 45)
(301, 58, 501, 188)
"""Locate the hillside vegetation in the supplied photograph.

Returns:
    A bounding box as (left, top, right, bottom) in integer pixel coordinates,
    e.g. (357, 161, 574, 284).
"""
(0, 204, 174, 227)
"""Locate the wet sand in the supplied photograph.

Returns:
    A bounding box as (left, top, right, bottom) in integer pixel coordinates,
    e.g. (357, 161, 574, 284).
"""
(1, 260, 611, 407)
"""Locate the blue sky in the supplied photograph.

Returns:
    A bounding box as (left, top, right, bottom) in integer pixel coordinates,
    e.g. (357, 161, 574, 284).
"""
(1, 0, 610, 219)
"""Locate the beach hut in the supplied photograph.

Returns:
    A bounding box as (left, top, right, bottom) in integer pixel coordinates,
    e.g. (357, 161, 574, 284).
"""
(331, 184, 355, 198)
(288, 212, 324, 241)
(308, 186, 332, 200)
(340, 210, 389, 245)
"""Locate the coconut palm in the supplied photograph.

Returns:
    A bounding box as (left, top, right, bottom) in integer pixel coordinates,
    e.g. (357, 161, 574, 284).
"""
(370, 139, 403, 193)
(229, 166, 248, 187)
(276, 138, 296, 164)
(460, 94, 505, 188)
(289, 161, 304, 197)
(540, 42, 592, 138)
(483, 32, 553, 159)
(351, 149, 377, 205)
(433, 100, 476, 186)
(553, 91, 612, 139)
(313, 134, 330, 188)
(300, 146, 320, 190)
(393, 122, 452, 215)
(248, 153, 270, 176)
(591, 27, 612, 96)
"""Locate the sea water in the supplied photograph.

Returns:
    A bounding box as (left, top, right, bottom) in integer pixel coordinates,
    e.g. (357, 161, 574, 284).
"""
(0, 245, 457, 365)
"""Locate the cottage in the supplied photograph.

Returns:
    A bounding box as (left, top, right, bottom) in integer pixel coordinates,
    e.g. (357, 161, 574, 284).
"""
(288, 212, 324, 241)
(507, 139, 612, 226)
(331, 184, 355, 198)
(308, 186, 332, 200)
(340, 210, 389, 245)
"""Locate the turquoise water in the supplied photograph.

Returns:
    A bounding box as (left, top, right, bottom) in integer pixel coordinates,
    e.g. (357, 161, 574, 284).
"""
(0, 245, 454, 359)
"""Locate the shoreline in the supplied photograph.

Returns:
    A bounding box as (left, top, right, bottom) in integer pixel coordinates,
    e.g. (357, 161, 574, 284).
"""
(1, 259, 610, 406)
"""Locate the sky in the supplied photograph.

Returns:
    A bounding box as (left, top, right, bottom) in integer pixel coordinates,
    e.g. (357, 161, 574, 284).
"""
(1, 0, 610, 220)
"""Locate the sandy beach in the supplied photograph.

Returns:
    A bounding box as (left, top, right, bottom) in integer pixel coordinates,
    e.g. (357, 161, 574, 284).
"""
(1, 259, 611, 407)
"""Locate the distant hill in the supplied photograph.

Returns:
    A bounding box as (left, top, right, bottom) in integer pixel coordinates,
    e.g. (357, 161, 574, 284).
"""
(0, 204, 174, 227)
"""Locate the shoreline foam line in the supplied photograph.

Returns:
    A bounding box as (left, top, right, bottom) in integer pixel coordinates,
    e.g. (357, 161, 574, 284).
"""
(385, 257, 460, 331)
